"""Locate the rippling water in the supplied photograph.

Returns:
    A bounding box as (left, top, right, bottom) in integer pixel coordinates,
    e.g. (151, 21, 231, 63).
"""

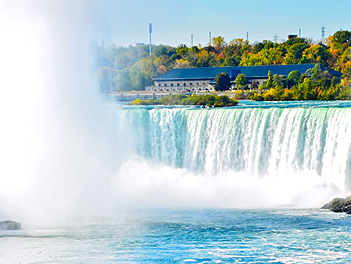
(2, 100, 351, 263)
(1, 209, 351, 263)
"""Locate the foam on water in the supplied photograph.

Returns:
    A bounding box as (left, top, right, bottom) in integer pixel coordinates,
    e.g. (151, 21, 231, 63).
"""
(112, 105, 351, 208)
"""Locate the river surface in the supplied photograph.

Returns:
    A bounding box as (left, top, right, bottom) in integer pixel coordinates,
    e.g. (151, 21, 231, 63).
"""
(1, 208, 351, 263)
(2, 100, 351, 263)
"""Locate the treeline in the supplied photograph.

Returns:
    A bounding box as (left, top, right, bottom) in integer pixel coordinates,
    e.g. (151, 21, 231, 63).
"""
(95, 30, 351, 92)
(249, 65, 350, 101)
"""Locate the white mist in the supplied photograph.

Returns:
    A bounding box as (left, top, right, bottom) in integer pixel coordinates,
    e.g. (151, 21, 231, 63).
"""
(0, 1, 127, 226)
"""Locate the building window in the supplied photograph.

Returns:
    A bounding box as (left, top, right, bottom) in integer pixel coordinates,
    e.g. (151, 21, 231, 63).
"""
(171, 83, 174, 87)
(183, 83, 186, 86)
(177, 83, 180, 86)
(158, 84, 161, 87)
(165, 83, 167, 87)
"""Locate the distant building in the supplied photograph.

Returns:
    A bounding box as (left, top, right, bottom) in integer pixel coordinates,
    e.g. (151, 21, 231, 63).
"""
(288, 35, 298, 40)
(146, 64, 342, 92)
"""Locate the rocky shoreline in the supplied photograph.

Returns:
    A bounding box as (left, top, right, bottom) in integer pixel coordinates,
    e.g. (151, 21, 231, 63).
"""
(321, 196, 351, 214)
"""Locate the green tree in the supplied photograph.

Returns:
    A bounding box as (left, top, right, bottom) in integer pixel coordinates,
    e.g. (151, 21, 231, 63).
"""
(273, 74, 284, 87)
(284, 43, 310, 64)
(214, 72, 231, 91)
(129, 58, 156, 90)
(332, 30, 351, 45)
(260, 70, 274, 90)
(287, 70, 301, 87)
(113, 68, 131, 91)
(235, 73, 247, 88)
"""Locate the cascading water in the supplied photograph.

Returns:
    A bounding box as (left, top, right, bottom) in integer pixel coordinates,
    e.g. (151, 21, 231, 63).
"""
(115, 105, 351, 206)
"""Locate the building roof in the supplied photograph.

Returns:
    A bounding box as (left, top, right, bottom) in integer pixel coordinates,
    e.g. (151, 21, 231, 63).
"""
(153, 64, 342, 82)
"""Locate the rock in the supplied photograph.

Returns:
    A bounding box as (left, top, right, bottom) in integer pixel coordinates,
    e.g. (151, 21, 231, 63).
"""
(321, 195, 351, 214)
(0, 221, 21, 230)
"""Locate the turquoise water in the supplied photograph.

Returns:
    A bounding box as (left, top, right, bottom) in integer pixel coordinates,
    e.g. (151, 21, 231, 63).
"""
(119, 101, 351, 186)
(1, 208, 351, 263)
(2, 100, 351, 263)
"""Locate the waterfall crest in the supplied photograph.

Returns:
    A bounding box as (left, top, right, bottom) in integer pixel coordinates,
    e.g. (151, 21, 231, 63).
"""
(120, 107, 351, 190)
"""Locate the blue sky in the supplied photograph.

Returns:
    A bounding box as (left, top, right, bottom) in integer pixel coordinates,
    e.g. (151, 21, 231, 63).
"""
(97, 0, 350, 47)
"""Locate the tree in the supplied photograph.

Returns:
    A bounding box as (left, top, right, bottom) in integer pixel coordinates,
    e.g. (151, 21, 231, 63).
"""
(260, 70, 274, 90)
(287, 70, 301, 87)
(332, 30, 351, 45)
(129, 58, 156, 90)
(300, 45, 329, 65)
(173, 59, 190, 68)
(113, 68, 131, 91)
(284, 43, 310, 64)
(235, 73, 247, 88)
(214, 72, 231, 91)
(197, 50, 218, 67)
(212, 36, 226, 53)
(176, 44, 189, 58)
(252, 42, 264, 54)
(273, 74, 284, 87)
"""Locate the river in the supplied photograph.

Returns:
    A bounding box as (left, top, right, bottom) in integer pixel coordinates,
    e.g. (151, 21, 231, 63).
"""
(1, 100, 351, 263)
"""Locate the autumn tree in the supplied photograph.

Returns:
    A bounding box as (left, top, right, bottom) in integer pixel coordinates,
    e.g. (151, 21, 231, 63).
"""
(212, 36, 226, 53)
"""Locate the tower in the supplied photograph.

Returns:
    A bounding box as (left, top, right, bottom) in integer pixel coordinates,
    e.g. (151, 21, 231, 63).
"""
(321, 25, 325, 43)
(149, 23, 152, 55)
(273, 34, 279, 43)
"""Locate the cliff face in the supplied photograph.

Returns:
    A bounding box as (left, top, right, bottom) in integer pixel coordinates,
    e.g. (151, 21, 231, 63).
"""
(321, 196, 351, 214)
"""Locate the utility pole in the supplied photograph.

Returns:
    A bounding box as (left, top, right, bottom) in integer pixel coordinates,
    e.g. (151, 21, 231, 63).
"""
(321, 25, 326, 44)
(209, 32, 212, 45)
(149, 23, 152, 55)
(273, 34, 279, 43)
(247, 32, 249, 42)
(299, 29, 301, 38)
(191, 34, 193, 47)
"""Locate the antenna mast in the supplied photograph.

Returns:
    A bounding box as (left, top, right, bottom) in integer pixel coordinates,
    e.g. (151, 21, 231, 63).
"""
(149, 23, 152, 55)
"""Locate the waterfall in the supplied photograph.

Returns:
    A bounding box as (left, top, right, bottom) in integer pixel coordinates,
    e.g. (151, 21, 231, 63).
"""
(119, 106, 351, 191)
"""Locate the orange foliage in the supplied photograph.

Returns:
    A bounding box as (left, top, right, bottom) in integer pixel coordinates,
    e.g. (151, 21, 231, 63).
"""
(218, 53, 226, 59)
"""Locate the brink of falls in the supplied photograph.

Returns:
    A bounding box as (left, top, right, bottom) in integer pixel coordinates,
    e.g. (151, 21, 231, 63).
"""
(119, 106, 351, 193)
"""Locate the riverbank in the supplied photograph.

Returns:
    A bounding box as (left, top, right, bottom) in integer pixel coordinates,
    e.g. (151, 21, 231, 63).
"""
(130, 93, 238, 107)
(105, 90, 248, 102)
